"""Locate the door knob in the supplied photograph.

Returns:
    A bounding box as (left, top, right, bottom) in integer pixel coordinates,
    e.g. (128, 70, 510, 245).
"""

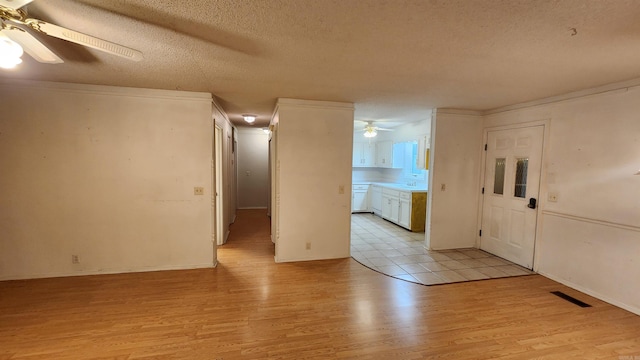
(527, 198, 537, 209)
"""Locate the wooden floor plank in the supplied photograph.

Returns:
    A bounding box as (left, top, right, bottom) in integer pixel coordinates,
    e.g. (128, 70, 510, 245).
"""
(1, 209, 639, 359)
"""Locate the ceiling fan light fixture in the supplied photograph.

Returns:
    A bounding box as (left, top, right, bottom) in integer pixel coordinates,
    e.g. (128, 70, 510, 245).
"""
(243, 115, 256, 124)
(0, 36, 24, 69)
(364, 128, 377, 138)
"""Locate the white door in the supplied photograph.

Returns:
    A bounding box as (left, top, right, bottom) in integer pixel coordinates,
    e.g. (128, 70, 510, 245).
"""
(480, 125, 544, 269)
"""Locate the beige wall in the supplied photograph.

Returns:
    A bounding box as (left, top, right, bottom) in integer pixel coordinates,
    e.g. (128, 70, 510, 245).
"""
(272, 99, 354, 262)
(427, 110, 483, 250)
(484, 83, 640, 314)
(0, 80, 216, 279)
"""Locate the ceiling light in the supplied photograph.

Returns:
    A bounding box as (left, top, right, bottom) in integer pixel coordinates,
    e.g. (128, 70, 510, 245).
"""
(243, 115, 256, 124)
(262, 128, 270, 134)
(364, 128, 377, 138)
(0, 36, 24, 70)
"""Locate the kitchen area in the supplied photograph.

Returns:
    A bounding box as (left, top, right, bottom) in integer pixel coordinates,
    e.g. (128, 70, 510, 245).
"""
(351, 119, 430, 232)
(350, 118, 535, 285)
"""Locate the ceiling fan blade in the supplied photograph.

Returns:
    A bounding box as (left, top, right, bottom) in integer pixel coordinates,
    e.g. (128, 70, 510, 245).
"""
(0, 0, 33, 10)
(26, 19, 143, 61)
(376, 128, 394, 131)
(2, 26, 62, 63)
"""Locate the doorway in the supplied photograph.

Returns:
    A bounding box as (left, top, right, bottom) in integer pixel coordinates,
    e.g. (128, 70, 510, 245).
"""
(480, 125, 544, 269)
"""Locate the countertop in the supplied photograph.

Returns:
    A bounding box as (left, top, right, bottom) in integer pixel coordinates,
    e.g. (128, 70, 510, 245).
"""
(353, 182, 428, 192)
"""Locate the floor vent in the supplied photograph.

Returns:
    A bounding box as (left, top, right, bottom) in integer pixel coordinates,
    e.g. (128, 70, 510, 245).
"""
(551, 291, 592, 308)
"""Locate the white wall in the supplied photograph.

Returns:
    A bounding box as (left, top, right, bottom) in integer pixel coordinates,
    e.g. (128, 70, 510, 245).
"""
(272, 99, 354, 262)
(484, 82, 640, 314)
(427, 110, 483, 250)
(0, 80, 216, 280)
(236, 127, 269, 209)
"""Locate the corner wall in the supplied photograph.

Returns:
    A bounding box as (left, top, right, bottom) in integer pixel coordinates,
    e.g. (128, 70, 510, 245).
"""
(272, 99, 354, 262)
(427, 110, 483, 250)
(0, 80, 215, 279)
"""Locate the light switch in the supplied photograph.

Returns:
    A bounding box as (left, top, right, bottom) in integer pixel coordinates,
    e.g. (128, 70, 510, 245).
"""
(338, 185, 345, 194)
(246, 171, 251, 176)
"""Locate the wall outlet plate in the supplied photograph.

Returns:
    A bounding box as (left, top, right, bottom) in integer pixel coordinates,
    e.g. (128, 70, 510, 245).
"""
(194, 187, 204, 195)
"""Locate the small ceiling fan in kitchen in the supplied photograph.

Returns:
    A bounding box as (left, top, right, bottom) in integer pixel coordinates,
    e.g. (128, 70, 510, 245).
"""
(356, 121, 393, 138)
(0, 0, 143, 69)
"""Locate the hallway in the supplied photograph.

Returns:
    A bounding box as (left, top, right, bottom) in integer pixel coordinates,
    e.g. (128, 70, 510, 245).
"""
(1, 209, 639, 359)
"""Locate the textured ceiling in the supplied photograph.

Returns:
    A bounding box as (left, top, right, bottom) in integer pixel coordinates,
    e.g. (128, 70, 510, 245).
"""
(2, 0, 640, 127)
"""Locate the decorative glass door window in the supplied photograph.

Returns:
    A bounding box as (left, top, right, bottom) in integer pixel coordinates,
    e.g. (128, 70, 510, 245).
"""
(514, 158, 528, 198)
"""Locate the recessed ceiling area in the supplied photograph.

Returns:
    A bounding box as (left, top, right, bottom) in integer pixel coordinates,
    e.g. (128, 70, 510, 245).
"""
(3, 0, 640, 127)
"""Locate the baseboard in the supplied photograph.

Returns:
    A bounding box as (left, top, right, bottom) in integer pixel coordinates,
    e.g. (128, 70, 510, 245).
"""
(538, 270, 640, 316)
(0, 263, 216, 281)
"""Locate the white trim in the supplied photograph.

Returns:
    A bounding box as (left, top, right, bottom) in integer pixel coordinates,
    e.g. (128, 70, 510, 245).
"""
(274, 255, 350, 263)
(276, 98, 355, 110)
(486, 77, 640, 115)
(0, 263, 217, 281)
(0, 79, 212, 101)
(238, 206, 268, 210)
(435, 108, 484, 116)
(542, 210, 640, 233)
(539, 271, 640, 316)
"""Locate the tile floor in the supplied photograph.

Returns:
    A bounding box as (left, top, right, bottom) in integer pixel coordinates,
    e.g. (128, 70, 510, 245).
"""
(350, 213, 535, 285)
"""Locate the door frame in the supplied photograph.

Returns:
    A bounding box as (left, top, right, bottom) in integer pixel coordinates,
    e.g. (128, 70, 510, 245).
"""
(214, 124, 225, 246)
(476, 119, 550, 272)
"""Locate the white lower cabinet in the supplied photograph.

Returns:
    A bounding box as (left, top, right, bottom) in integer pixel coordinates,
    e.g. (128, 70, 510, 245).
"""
(381, 188, 413, 229)
(381, 188, 400, 223)
(371, 185, 382, 215)
(399, 197, 411, 228)
(351, 184, 370, 213)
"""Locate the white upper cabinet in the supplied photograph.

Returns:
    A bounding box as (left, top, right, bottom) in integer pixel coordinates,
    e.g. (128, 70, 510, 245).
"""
(376, 140, 393, 168)
(416, 134, 430, 170)
(353, 141, 376, 167)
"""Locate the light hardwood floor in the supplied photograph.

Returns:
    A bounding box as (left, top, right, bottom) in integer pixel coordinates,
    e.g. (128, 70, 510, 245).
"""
(1, 209, 639, 359)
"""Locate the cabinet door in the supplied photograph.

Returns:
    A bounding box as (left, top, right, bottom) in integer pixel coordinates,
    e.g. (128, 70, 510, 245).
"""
(389, 197, 400, 223)
(362, 142, 375, 167)
(376, 141, 392, 168)
(417, 134, 430, 170)
(381, 195, 391, 219)
(352, 190, 368, 212)
(371, 187, 382, 213)
(399, 199, 411, 228)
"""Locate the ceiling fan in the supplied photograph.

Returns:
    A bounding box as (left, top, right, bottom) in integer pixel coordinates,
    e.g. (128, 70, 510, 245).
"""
(356, 121, 393, 138)
(0, 0, 143, 69)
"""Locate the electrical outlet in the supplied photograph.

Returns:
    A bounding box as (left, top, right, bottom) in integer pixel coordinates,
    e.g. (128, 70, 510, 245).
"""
(338, 185, 345, 194)
(71, 255, 79, 264)
(305, 242, 311, 250)
(194, 187, 204, 195)
(548, 192, 558, 202)
(441, 183, 446, 191)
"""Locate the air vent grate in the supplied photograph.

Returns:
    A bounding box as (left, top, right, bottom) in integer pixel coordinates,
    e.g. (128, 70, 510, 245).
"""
(551, 291, 592, 308)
